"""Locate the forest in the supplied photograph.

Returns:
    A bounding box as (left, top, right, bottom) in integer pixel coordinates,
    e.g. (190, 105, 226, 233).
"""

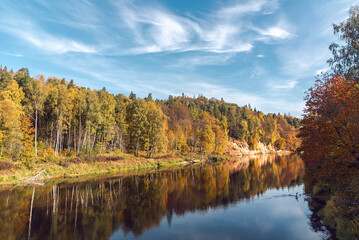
(299, 5, 359, 239)
(0, 66, 300, 164)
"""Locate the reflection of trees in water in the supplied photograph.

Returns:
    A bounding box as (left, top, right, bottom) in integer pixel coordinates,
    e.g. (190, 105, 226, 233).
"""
(0, 154, 304, 239)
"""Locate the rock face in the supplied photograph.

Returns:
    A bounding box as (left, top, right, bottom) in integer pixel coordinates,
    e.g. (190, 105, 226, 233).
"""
(228, 138, 277, 155)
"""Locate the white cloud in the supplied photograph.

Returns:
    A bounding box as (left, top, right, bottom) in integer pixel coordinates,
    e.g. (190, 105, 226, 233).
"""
(257, 54, 265, 58)
(251, 20, 294, 42)
(272, 80, 298, 89)
(260, 27, 291, 39)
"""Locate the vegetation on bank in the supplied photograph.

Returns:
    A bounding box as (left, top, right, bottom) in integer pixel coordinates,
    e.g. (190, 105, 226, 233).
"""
(299, 5, 359, 239)
(0, 153, 230, 185)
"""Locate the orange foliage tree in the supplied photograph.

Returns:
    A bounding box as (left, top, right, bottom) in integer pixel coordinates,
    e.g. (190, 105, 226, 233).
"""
(299, 74, 359, 185)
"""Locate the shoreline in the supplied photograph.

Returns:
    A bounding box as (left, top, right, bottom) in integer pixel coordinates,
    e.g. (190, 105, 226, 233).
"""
(0, 151, 290, 187)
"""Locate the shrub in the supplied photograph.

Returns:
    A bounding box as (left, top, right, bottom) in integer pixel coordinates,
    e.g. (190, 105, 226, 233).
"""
(0, 161, 14, 170)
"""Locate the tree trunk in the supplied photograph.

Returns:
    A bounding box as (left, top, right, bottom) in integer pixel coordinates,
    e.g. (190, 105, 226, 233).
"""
(67, 122, 71, 153)
(50, 121, 54, 149)
(55, 122, 61, 157)
(135, 137, 139, 156)
(77, 110, 82, 154)
(91, 131, 96, 151)
(35, 106, 38, 158)
(149, 146, 153, 158)
(82, 125, 87, 152)
(0, 145, 3, 160)
(147, 130, 150, 157)
(110, 135, 115, 157)
(73, 125, 76, 154)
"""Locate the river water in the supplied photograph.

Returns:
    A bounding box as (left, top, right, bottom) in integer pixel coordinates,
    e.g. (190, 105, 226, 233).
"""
(0, 154, 332, 240)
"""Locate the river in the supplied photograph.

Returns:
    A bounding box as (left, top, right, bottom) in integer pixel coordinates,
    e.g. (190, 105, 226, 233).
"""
(0, 154, 333, 240)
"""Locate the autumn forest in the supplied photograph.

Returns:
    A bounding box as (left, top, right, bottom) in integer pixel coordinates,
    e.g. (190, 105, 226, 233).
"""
(0, 66, 300, 163)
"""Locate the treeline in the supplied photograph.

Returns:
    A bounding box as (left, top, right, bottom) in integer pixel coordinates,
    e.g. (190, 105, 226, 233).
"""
(159, 95, 300, 151)
(299, 5, 359, 239)
(0, 66, 300, 162)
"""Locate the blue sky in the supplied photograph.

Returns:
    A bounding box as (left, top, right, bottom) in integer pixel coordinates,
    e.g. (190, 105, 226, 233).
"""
(0, 0, 356, 117)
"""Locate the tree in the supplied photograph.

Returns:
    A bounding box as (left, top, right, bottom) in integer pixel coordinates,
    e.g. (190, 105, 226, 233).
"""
(25, 78, 47, 157)
(0, 67, 12, 90)
(328, 5, 359, 82)
(73, 88, 87, 153)
(83, 89, 101, 153)
(0, 81, 25, 161)
(45, 83, 71, 156)
(14, 68, 31, 88)
(299, 75, 359, 165)
(114, 94, 129, 152)
(126, 98, 148, 156)
(145, 93, 153, 101)
(20, 115, 34, 161)
(146, 101, 167, 157)
(97, 89, 116, 154)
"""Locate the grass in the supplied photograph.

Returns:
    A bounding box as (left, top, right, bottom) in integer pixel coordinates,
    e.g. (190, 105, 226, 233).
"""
(0, 153, 228, 186)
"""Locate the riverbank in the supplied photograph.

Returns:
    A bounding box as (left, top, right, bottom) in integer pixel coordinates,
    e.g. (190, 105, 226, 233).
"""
(0, 150, 294, 186)
(306, 179, 359, 240)
(0, 153, 232, 186)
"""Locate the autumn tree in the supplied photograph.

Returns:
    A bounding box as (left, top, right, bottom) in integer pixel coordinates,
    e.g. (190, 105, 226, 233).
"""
(146, 101, 167, 157)
(299, 75, 359, 173)
(114, 94, 129, 152)
(23, 76, 47, 157)
(0, 81, 25, 161)
(126, 98, 148, 156)
(328, 5, 359, 82)
(0, 67, 13, 90)
(45, 82, 71, 156)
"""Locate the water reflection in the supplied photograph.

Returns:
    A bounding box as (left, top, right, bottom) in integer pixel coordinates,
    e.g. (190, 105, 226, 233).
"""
(0, 154, 329, 240)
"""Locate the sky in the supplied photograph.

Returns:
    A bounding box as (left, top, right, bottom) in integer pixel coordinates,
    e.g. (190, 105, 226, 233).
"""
(0, 0, 357, 117)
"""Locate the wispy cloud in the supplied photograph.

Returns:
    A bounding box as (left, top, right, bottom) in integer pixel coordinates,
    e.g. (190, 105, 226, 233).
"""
(277, 43, 330, 79)
(217, 0, 279, 19)
(0, 0, 293, 57)
(18, 30, 96, 54)
(272, 80, 298, 89)
(112, 0, 290, 55)
(0, 1, 97, 54)
(0, 51, 23, 57)
(169, 54, 234, 68)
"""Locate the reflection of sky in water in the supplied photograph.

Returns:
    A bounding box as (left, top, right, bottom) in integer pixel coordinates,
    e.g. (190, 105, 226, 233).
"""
(112, 185, 330, 240)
